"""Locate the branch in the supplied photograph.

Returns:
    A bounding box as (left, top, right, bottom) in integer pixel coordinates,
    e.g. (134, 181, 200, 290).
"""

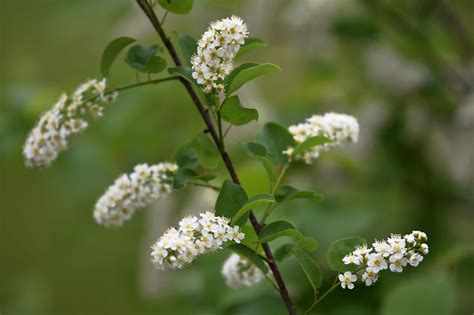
(135, 1, 297, 314)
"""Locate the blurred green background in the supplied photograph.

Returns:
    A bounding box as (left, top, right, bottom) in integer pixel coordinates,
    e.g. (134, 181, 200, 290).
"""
(1, 0, 473, 314)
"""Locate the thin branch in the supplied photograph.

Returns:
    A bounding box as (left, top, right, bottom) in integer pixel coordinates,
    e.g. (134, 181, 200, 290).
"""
(134, 1, 297, 314)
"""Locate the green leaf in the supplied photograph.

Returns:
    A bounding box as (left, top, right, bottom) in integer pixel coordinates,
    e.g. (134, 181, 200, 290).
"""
(221, 96, 258, 126)
(297, 237, 320, 252)
(293, 249, 323, 290)
(256, 122, 295, 165)
(168, 66, 196, 84)
(255, 220, 304, 244)
(240, 225, 258, 248)
(275, 243, 295, 262)
(244, 142, 278, 184)
(215, 180, 248, 218)
(157, 0, 194, 14)
(382, 273, 456, 315)
(173, 168, 198, 189)
(178, 34, 197, 66)
(227, 243, 268, 274)
(226, 63, 281, 96)
(291, 136, 333, 158)
(275, 185, 324, 203)
(173, 143, 198, 169)
(327, 237, 366, 272)
(100, 36, 136, 77)
(236, 37, 267, 59)
(194, 174, 216, 182)
(190, 134, 220, 169)
(125, 44, 160, 72)
(232, 193, 275, 224)
(224, 63, 258, 93)
(143, 55, 167, 73)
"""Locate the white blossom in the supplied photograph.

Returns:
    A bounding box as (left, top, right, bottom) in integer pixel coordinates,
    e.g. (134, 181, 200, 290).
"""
(191, 16, 248, 93)
(285, 112, 359, 163)
(93, 162, 178, 228)
(151, 211, 244, 270)
(339, 271, 357, 289)
(340, 231, 429, 289)
(23, 79, 117, 168)
(222, 253, 264, 288)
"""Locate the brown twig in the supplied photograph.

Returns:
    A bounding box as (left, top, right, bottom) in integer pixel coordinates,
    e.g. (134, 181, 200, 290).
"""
(135, 1, 297, 314)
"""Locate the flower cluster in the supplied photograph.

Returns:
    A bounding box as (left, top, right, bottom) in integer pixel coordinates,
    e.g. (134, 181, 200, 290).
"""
(222, 253, 265, 288)
(285, 112, 359, 164)
(191, 16, 248, 93)
(151, 211, 245, 270)
(94, 162, 178, 228)
(339, 231, 429, 289)
(23, 79, 117, 168)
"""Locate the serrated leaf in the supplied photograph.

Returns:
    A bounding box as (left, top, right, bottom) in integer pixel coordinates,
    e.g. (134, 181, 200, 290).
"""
(178, 34, 197, 66)
(224, 63, 258, 93)
(143, 55, 167, 73)
(221, 96, 258, 126)
(125, 44, 160, 71)
(173, 168, 198, 189)
(293, 249, 323, 290)
(275, 185, 324, 203)
(226, 63, 281, 96)
(256, 122, 295, 165)
(157, 0, 194, 14)
(327, 237, 366, 272)
(275, 243, 295, 262)
(255, 220, 304, 244)
(291, 136, 333, 158)
(236, 37, 267, 59)
(190, 134, 220, 169)
(215, 180, 248, 218)
(173, 143, 198, 169)
(100, 36, 136, 77)
(232, 194, 275, 224)
(243, 142, 277, 183)
(227, 243, 268, 274)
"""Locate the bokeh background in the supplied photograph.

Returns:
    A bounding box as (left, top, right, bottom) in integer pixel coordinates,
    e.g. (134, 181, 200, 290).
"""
(1, 0, 473, 314)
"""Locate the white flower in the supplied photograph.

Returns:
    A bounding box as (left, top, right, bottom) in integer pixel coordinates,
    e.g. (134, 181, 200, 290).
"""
(367, 254, 388, 272)
(407, 251, 424, 267)
(286, 112, 359, 163)
(23, 79, 117, 168)
(343, 253, 361, 265)
(373, 240, 391, 257)
(338, 271, 357, 289)
(388, 234, 406, 255)
(420, 243, 429, 255)
(389, 253, 407, 273)
(362, 267, 379, 286)
(93, 162, 178, 228)
(151, 211, 244, 270)
(191, 16, 248, 93)
(222, 253, 264, 288)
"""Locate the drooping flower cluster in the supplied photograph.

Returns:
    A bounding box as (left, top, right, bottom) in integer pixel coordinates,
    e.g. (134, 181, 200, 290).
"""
(191, 16, 248, 93)
(285, 112, 359, 164)
(151, 211, 245, 270)
(222, 253, 265, 288)
(23, 79, 117, 168)
(339, 231, 429, 290)
(94, 162, 178, 228)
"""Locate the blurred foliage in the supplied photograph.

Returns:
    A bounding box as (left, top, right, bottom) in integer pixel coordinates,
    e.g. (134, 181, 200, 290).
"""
(1, 0, 473, 314)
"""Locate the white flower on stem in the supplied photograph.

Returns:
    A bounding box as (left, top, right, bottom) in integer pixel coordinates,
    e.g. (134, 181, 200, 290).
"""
(407, 251, 424, 267)
(23, 79, 117, 168)
(373, 240, 391, 257)
(222, 253, 264, 288)
(93, 162, 178, 228)
(339, 271, 357, 289)
(192, 16, 249, 94)
(362, 267, 379, 286)
(343, 253, 361, 265)
(285, 112, 359, 164)
(367, 253, 388, 272)
(389, 253, 408, 273)
(420, 243, 429, 255)
(151, 211, 244, 270)
(387, 234, 407, 255)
